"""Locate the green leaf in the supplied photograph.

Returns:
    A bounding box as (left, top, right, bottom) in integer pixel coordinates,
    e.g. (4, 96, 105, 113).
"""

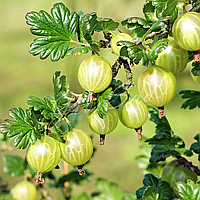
(109, 79, 126, 109)
(53, 71, 69, 115)
(92, 178, 124, 200)
(71, 193, 90, 200)
(27, 95, 61, 120)
(136, 174, 173, 200)
(148, 39, 169, 61)
(97, 88, 114, 118)
(178, 90, 200, 109)
(81, 91, 97, 109)
(2, 155, 25, 177)
(149, 108, 173, 135)
(66, 46, 91, 56)
(191, 61, 200, 76)
(119, 42, 144, 64)
(175, 181, 200, 200)
(151, 0, 179, 16)
(67, 112, 82, 128)
(26, 3, 79, 61)
(0, 108, 38, 149)
(81, 12, 100, 54)
(143, 1, 157, 22)
(146, 133, 192, 163)
(190, 134, 200, 161)
(143, 186, 157, 200)
(97, 101, 110, 119)
(95, 17, 119, 32)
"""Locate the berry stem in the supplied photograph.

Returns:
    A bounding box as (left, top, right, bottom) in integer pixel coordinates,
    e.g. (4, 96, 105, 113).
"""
(158, 106, 165, 119)
(192, 50, 200, 63)
(135, 127, 143, 140)
(87, 91, 96, 104)
(77, 165, 85, 175)
(36, 172, 44, 184)
(100, 134, 106, 145)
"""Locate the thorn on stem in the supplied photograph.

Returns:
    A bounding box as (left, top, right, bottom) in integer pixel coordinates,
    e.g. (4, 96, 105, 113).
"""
(135, 127, 143, 140)
(100, 134, 106, 145)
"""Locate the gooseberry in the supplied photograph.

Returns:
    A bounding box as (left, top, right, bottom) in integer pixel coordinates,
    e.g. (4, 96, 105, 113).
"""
(118, 98, 148, 140)
(12, 180, 37, 200)
(162, 159, 197, 189)
(59, 129, 93, 174)
(78, 55, 112, 93)
(27, 135, 61, 174)
(155, 38, 188, 76)
(172, 12, 200, 51)
(88, 108, 118, 145)
(137, 65, 176, 118)
(111, 33, 134, 56)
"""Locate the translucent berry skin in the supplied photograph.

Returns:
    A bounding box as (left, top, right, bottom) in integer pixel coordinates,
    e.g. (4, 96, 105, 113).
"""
(155, 38, 188, 76)
(119, 98, 148, 129)
(88, 108, 118, 135)
(111, 33, 134, 56)
(12, 181, 37, 200)
(78, 55, 112, 93)
(27, 135, 61, 172)
(172, 12, 200, 51)
(137, 65, 176, 108)
(162, 160, 197, 189)
(59, 129, 93, 166)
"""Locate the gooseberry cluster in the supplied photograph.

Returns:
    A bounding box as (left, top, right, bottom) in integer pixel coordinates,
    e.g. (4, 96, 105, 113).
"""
(27, 130, 93, 183)
(2, 3, 200, 198)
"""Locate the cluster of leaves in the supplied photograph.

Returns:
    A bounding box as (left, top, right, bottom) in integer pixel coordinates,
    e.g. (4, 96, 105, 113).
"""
(136, 173, 174, 200)
(26, 2, 120, 61)
(0, 71, 72, 148)
(145, 108, 193, 164)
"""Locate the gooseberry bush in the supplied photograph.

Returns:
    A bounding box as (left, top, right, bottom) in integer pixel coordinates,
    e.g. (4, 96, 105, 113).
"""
(1, 0, 200, 199)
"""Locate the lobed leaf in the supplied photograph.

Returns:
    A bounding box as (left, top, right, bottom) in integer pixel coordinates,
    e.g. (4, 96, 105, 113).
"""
(95, 17, 119, 32)
(178, 90, 200, 109)
(136, 174, 174, 200)
(147, 38, 169, 61)
(2, 155, 25, 177)
(143, 1, 157, 22)
(92, 178, 124, 200)
(149, 108, 173, 135)
(0, 108, 38, 149)
(191, 61, 200, 76)
(26, 3, 79, 61)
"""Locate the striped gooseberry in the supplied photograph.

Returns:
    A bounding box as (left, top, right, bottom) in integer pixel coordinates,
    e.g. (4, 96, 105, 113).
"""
(87, 108, 118, 145)
(78, 55, 112, 94)
(162, 159, 197, 189)
(137, 65, 176, 118)
(27, 135, 61, 182)
(111, 33, 134, 56)
(118, 98, 148, 140)
(172, 12, 200, 51)
(59, 129, 93, 175)
(12, 180, 37, 200)
(155, 38, 188, 76)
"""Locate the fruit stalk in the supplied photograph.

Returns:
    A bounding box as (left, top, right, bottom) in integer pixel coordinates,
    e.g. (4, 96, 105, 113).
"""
(158, 106, 165, 119)
(135, 127, 143, 140)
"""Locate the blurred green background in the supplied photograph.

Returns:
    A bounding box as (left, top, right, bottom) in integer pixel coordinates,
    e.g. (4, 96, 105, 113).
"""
(0, 0, 200, 199)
